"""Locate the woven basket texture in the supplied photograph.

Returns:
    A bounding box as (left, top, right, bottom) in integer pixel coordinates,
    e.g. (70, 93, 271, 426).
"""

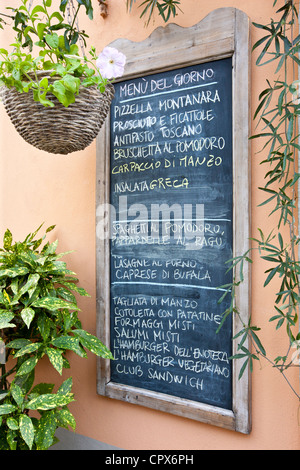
(0, 78, 114, 155)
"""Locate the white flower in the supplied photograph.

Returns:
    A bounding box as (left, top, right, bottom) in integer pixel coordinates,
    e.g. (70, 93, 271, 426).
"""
(96, 47, 126, 79)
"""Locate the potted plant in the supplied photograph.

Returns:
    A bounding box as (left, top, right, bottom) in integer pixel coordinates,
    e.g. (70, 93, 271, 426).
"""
(0, 224, 113, 450)
(0, 0, 126, 154)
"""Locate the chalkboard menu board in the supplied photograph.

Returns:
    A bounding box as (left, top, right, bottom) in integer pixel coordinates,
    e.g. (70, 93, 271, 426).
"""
(109, 58, 233, 410)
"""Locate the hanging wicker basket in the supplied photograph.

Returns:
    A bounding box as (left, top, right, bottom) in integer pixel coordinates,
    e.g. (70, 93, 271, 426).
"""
(0, 73, 114, 155)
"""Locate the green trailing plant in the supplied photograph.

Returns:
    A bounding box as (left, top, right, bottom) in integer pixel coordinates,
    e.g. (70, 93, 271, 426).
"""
(0, 0, 182, 108)
(126, 0, 183, 25)
(0, 224, 113, 450)
(218, 0, 300, 399)
(0, 0, 117, 107)
(0, 0, 182, 31)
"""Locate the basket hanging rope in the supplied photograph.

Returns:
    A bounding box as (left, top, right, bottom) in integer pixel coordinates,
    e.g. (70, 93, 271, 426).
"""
(0, 0, 116, 155)
(0, 78, 114, 155)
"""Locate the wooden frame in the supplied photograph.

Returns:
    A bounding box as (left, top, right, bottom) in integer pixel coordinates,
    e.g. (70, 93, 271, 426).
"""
(96, 7, 251, 434)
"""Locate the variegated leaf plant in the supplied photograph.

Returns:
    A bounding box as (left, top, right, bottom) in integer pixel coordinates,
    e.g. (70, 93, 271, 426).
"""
(0, 224, 113, 450)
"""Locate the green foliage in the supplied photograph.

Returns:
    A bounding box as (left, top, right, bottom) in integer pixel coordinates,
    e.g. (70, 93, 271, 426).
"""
(126, 0, 182, 25)
(0, 0, 181, 108)
(0, 224, 113, 450)
(219, 0, 300, 398)
(0, 0, 109, 107)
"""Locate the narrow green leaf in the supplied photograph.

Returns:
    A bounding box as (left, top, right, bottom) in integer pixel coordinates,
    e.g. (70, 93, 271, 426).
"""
(275, 53, 285, 73)
(215, 308, 232, 333)
(264, 266, 279, 287)
(278, 232, 283, 250)
(238, 358, 249, 380)
(252, 21, 272, 32)
(287, 114, 294, 141)
(250, 330, 266, 355)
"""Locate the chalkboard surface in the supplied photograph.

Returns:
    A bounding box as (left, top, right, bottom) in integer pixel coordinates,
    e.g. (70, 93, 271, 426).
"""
(109, 58, 233, 410)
